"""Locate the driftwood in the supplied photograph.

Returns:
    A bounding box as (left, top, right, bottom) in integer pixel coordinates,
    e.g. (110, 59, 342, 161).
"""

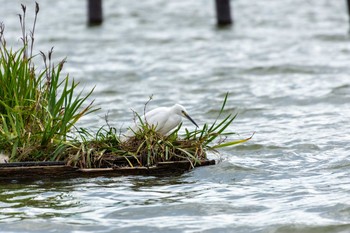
(0, 161, 65, 167)
(0, 160, 215, 181)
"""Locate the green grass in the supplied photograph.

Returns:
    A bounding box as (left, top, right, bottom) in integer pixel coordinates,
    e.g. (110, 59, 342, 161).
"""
(0, 3, 96, 161)
(65, 93, 252, 169)
(0, 3, 251, 169)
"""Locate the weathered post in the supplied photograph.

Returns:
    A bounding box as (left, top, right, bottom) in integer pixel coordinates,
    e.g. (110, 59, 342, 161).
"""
(88, 0, 103, 26)
(215, 0, 233, 26)
(347, 0, 350, 31)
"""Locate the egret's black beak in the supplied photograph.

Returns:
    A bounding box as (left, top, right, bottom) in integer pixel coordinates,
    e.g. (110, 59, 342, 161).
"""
(183, 111, 199, 128)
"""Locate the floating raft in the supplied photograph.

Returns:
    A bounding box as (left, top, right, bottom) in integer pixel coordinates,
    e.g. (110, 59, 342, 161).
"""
(0, 160, 215, 181)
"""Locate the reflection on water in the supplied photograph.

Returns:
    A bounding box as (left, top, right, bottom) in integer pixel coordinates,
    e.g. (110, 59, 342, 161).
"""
(1, 0, 350, 232)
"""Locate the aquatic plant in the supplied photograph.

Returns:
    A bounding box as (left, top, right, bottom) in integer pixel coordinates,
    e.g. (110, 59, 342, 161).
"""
(0, 3, 96, 161)
(66, 93, 252, 168)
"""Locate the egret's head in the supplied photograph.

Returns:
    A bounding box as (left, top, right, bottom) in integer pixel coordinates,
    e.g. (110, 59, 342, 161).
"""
(173, 104, 199, 128)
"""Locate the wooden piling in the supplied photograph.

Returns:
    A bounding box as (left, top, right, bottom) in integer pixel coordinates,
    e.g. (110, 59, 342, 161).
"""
(88, 0, 103, 26)
(215, 0, 233, 26)
(347, 0, 350, 31)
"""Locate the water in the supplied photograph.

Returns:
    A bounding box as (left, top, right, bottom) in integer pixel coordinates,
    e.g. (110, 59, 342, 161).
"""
(1, 0, 350, 232)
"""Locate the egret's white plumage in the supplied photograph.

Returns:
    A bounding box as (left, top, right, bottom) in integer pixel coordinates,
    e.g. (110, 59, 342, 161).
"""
(124, 104, 198, 138)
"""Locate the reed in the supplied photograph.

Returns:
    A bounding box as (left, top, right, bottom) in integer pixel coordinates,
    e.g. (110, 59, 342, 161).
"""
(0, 3, 96, 161)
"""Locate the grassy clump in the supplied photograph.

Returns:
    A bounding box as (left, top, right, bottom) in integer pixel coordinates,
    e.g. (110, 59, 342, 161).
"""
(66, 94, 252, 168)
(0, 3, 251, 168)
(0, 3, 96, 161)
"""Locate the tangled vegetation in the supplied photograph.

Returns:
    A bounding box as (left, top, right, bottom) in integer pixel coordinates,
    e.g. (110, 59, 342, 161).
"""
(0, 3, 97, 161)
(0, 3, 251, 169)
(65, 94, 252, 168)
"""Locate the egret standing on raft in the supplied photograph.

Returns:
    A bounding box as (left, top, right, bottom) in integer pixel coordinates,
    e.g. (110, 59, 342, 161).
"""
(124, 104, 199, 138)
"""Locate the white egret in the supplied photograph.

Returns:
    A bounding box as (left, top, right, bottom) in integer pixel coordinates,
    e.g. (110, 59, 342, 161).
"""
(123, 104, 198, 138)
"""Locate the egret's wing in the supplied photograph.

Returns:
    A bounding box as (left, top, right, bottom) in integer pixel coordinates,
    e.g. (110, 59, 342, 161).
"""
(148, 113, 182, 135)
(123, 107, 171, 139)
(144, 108, 169, 131)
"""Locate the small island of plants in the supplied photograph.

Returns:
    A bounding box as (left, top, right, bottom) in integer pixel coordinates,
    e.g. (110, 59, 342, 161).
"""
(0, 4, 251, 175)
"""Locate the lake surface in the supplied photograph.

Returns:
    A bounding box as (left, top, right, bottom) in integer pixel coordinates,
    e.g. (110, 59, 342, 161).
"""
(1, 0, 350, 232)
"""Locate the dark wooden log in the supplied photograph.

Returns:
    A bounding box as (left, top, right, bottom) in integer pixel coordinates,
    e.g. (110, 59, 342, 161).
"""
(0, 161, 65, 167)
(215, 0, 233, 26)
(347, 0, 350, 31)
(88, 0, 103, 26)
(0, 160, 216, 181)
(81, 160, 216, 177)
(0, 165, 78, 181)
